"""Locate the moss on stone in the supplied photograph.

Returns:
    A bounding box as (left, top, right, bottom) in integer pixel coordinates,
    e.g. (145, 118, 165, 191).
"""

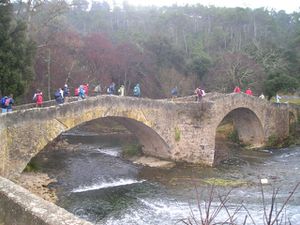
(203, 178, 248, 187)
(174, 127, 181, 142)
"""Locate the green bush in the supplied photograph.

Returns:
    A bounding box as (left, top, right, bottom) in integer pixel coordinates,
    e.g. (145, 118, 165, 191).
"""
(122, 143, 143, 157)
(227, 129, 240, 144)
(266, 134, 280, 147)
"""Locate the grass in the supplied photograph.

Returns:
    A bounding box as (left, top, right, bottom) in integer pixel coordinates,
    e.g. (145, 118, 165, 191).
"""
(270, 96, 300, 105)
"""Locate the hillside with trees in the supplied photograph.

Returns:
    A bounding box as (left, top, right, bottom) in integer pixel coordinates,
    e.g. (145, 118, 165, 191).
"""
(1, 0, 299, 102)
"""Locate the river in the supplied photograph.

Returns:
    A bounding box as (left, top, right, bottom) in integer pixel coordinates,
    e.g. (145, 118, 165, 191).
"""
(29, 125, 300, 225)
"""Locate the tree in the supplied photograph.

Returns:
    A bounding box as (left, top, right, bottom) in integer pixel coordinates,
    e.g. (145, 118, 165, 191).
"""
(0, 0, 35, 99)
(203, 52, 265, 93)
(264, 73, 299, 99)
(80, 33, 117, 86)
(33, 30, 82, 100)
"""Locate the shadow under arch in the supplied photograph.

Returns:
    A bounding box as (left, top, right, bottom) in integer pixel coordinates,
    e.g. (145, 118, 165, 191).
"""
(214, 107, 265, 165)
(105, 116, 171, 158)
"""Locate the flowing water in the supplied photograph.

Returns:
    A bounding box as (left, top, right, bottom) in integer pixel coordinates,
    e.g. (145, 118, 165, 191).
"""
(31, 129, 300, 225)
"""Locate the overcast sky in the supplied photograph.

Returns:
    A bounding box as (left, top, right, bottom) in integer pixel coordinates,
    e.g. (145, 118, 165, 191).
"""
(105, 0, 300, 13)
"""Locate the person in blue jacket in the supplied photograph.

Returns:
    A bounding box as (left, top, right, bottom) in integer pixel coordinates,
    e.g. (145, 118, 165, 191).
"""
(133, 83, 141, 97)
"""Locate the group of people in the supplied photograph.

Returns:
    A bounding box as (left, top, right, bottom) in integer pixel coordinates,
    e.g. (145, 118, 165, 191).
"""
(31, 82, 142, 107)
(3, 83, 285, 112)
(1, 94, 14, 113)
(233, 86, 253, 95)
(32, 84, 70, 107)
(105, 82, 141, 97)
(233, 86, 283, 103)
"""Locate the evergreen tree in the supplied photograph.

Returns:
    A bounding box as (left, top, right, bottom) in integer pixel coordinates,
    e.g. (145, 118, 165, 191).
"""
(0, 0, 35, 98)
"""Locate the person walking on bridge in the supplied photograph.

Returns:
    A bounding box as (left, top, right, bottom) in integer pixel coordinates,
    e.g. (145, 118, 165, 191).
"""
(195, 87, 205, 102)
(94, 83, 102, 95)
(63, 84, 70, 103)
(118, 84, 125, 96)
(133, 83, 141, 97)
(33, 89, 43, 107)
(1, 95, 13, 113)
(245, 87, 253, 96)
(78, 85, 86, 100)
(6, 94, 14, 112)
(171, 86, 178, 98)
(54, 88, 64, 104)
(276, 93, 282, 103)
(233, 86, 241, 93)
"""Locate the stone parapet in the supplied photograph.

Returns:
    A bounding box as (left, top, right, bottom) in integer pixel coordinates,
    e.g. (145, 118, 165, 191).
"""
(0, 176, 92, 225)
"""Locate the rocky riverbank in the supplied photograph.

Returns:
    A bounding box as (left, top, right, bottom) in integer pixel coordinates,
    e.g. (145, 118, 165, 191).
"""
(13, 172, 58, 203)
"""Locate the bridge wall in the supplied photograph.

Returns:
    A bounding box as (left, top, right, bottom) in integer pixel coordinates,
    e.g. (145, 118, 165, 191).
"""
(0, 176, 92, 225)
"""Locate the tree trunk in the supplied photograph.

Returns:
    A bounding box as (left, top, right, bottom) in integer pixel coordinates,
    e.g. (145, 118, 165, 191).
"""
(47, 48, 51, 100)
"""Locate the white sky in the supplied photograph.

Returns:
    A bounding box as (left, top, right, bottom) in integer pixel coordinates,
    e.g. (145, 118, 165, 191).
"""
(106, 0, 300, 13)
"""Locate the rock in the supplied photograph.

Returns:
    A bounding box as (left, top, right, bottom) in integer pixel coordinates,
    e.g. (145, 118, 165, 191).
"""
(13, 172, 58, 203)
(132, 156, 175, 169)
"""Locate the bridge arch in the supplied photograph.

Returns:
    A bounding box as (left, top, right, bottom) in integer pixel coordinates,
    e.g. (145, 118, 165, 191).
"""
(213, 107, 265, 164)
(1, 96, 175, 178)
(24, 116, 171, 174)
(32, 115, 170, 175)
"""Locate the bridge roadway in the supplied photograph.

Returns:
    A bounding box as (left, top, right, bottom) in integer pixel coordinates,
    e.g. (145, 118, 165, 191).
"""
(0, 93, 298, 178)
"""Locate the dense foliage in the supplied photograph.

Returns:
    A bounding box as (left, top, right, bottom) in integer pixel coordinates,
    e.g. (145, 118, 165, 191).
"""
(0, 0, 35, 99)
(2, 0, 300, 101)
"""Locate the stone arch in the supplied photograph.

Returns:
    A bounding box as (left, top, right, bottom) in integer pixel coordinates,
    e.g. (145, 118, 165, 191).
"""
(21, 116, 171, 174)
(213, 107, 265, 164)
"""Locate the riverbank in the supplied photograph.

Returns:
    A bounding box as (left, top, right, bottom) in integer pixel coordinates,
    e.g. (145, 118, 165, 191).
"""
(13, 172, 57, 203)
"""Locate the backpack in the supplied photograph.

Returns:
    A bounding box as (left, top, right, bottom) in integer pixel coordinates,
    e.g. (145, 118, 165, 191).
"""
(1, 97, 7, 106)
(133, 87, 139, 96)
(75, 88, 79, 96)
(79, 87, 85, 95)
(54, 90, 61, 98)
(4, 98, 10, 106)
(196, 88, 202, 96)
(63, 87, 69, 96)
(171, 88, 177, 95)
(36, 94, 43, 103)
(201, 89, 206, 96)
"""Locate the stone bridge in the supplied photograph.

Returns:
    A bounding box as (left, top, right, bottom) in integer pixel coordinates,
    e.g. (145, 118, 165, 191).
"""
(0, 93, 298, 178)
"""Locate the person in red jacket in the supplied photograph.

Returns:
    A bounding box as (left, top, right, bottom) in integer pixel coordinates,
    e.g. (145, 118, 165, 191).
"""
(233, 86, 241, 93)
(245, 87, 253, 96)
(33, 89, 43, 107)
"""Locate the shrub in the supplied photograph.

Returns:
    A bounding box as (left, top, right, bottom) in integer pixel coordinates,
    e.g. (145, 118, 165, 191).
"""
(227, 129, 240, 144)
(266, 134, 280, 147)
(122, 143, 143, 157)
